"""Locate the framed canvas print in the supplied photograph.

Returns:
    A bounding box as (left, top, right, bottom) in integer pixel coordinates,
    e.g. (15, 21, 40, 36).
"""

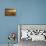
(18, 24, 46, 46)
(5, 8, 16, 16)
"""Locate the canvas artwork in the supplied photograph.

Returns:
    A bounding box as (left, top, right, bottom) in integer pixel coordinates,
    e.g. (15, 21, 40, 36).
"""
(5, 8, 16, 16)
(18, 25, 46, 42)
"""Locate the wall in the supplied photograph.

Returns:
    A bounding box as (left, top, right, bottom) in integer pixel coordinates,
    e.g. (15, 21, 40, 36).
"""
(0, 0, 46, 44)
(19, 0, 46, 24)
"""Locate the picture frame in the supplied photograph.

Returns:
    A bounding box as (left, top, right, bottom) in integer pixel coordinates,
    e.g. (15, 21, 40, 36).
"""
(5, 8, 16, 16)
